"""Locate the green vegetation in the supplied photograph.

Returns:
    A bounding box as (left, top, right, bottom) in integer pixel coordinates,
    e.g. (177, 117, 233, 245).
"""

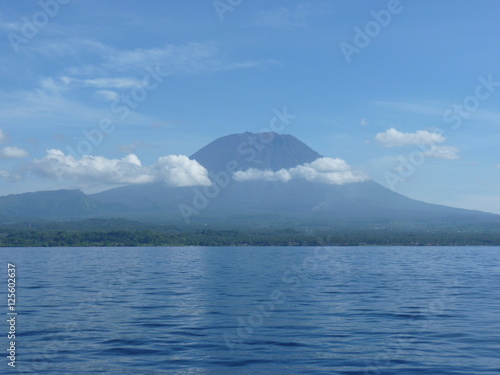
(0, 218, 499, 247)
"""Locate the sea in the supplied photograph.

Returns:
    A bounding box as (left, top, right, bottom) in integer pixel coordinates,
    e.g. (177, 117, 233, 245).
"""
(2, 246, 500, 374)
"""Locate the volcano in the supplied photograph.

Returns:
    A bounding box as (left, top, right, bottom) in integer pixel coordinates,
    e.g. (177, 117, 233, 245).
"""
(190, 131, 322, 172)
(89, 132, 499, 228)
(1, 132, 499, 229)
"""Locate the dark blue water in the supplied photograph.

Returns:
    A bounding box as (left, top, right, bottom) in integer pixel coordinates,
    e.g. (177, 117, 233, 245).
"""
(1, 246, 500, 374)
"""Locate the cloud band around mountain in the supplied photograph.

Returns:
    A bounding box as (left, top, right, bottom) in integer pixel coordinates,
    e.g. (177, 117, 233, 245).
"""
(233, 157, 368, 185)
(31, 150, 211, 187)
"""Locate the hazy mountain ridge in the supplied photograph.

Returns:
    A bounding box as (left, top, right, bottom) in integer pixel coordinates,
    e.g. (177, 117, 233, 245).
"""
(0, 189, 128, 220)
(1, 132, 499, 229)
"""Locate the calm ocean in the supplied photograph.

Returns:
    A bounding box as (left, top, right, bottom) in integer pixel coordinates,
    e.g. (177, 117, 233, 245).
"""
(2, 246, 500, 374)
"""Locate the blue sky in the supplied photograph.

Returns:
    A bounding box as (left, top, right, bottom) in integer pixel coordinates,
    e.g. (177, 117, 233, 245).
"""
(1, 0, 499, 214)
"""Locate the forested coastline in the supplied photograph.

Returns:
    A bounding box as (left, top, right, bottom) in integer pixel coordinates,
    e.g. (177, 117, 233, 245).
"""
(1, 219, 498, 247)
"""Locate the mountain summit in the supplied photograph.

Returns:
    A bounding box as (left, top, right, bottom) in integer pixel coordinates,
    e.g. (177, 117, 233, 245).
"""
(190, 132, 322, 172)
(1, 131, 499, 229)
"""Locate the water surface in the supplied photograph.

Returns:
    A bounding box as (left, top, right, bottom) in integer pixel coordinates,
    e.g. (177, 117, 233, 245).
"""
(2, 246, 500, 374)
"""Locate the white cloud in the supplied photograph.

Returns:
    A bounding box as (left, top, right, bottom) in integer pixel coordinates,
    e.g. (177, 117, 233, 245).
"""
(96, 90, 120, 101)
(374, 128, 460, 160)
(375, 128, 446, 147)
(101, 42, 274, 75)
(34, 39, 111, 60)
(54, 40, 274, 77)
(39, 77, 68, 93)
(0, 82, 159, 128)
(233, 157, 368, 185)
(84, 77, 142, 88)
(0, 39, 275, 129)
(235, 168, 293, 182)
(0, 146, 29, 159)
(62, 76, 142, 89)
(0, 170, 11, 178)
(0, 169, 22, 181)
(31, 150, 211, 187)
(155, 155, 211, 187)
(425, 145, 459, 160)
(0, 129, 8, 143)
(0, 14, 22, 32)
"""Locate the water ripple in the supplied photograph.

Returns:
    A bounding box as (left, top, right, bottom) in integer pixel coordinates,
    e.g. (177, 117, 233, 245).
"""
(3, 246, 500, 374)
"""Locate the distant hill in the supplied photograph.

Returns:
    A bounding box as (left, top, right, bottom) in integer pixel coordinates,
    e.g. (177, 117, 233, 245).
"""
(0, 189, 128, 220)
(1, 132, 499, 230)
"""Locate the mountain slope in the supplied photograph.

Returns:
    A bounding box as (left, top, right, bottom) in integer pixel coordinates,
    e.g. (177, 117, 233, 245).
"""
(0, 189, 128, 219)
(1, 132, 499, 229)
(90, 132, 500, 227)
(89, 177, 500, 228)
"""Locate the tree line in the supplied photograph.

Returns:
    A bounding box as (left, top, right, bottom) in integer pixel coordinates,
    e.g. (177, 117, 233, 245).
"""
(1, 226, 499, 247)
